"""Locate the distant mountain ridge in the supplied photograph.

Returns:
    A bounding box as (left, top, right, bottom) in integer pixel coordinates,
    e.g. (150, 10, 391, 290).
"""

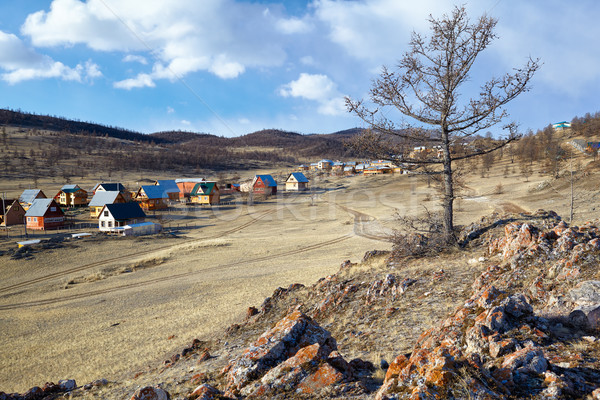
(0, 108, 363, 157)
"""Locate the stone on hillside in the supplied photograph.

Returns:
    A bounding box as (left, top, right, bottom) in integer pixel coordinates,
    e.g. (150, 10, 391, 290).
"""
(224, 310, 340, 395)
(189, 384, 220, 400)
(569, 281, 600, 306)
(130, 386, 170, 400)
(569, 306, 600, 329)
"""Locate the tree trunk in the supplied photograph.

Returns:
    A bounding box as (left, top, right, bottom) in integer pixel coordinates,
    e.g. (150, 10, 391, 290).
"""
(441, 128, 455, 242)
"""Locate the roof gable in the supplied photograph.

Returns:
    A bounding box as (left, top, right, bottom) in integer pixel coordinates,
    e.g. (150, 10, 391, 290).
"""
(89, 191, 123, 207)
(95, 183, 126, 192)
(139, 185, 169, 199)
(25, 199, 63, 217)
(287, 172, 309, 183)
(104, 202, 146, 220)
(155, 180, 180, 193)
(256, 175, 277, 187)
(60, 184, 86, 194)
(192, 182, 218, 195)
(19, 189, 46, 204)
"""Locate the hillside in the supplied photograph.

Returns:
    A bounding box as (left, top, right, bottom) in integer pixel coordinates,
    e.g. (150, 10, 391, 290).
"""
(5, 210, 600, 399)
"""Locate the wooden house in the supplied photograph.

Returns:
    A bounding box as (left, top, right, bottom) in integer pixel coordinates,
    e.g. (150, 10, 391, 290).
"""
(92, 182, 131, 201)
(298, 164, 310, 171)
(0, 199, 25, 226)
(88, 191, 127, 218)
(18, 189, 47, 210)
(98, 202, 146, 232)
(25, 199, 65, 230)
(252, 175, 277, 195)
(285, 172, 309, 191)
(175, 178, 205, 201)
(55, 184, 88, 207)
(190, 182, 220, 205)
(154, 180, 180, 201)
(318, 159, 333, 170)
(135, 185, 168, 210)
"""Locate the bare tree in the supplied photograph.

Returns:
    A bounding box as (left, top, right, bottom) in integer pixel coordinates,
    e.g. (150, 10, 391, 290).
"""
(346, 6, 539, 242)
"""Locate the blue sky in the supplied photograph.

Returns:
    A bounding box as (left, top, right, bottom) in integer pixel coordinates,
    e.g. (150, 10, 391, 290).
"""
(0, 0, 598, 137)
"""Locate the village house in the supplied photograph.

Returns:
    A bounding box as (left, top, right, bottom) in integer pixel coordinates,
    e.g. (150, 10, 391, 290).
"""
(309, 162, 319, 171)
(252, 175, 278, 195)
(88, 191, 127, 218)
(98, 202, 146, 232)
(285, 172, 309, 191)
(154, 180, 180, 201)
(135, 185, 169, 210)
(0, 199, 25, 226)
(92, 182, 131, 201)
(190, 181, 220, 205)
(317, 159, 334, 170)
(55, 184, 88, 207)
(343, 165, 356, 175)
(297, 164, 310, 171)
(175, 178, 205, 201)
(25, 198, 65, 230)
(332, 161, 345, 175)
(18, 189, 46, 210)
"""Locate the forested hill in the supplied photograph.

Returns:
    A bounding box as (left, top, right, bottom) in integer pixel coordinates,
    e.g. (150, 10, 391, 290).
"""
(0, 108, 362, 158)
(0, 108, 163, 143)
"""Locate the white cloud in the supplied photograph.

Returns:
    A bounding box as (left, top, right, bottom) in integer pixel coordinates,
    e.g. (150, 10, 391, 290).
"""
(181, 119, 191, 126)
(21, 0, 288, 86)
(279, 73, 346, 116)
(113, 73, 154, 89)
(167, 106, 175, 114)
(123, 54, 148, 65)
(275, 17, 312, 34)
(238, 117, 251, 125)
(0, 30, 99, 84)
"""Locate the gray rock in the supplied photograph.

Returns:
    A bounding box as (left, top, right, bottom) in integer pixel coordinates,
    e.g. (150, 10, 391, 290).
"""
(569, 281, 600, 307)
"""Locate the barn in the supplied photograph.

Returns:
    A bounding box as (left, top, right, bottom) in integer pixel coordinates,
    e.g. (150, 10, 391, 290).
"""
(252, 175, 278, 195)
(25, 199, 65, 230)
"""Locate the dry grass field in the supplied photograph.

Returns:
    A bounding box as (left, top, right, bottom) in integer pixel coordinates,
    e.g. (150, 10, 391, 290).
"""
(1, 140, 600, 393)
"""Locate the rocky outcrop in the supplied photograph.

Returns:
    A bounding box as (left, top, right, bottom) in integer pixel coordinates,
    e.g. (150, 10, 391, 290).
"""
(130, 386, 170, 400)
(0, 380, 77, 400)
(377, 216, 600, 399)
(221, 310, 363, 398)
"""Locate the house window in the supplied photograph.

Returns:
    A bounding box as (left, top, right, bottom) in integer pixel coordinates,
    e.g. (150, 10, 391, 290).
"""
(104, 211, 109, 217)
(108, 221, 113, 227)
(27, 217, 31, 222)
(51, 207, 56, 211)
(101, 221, 105, 227)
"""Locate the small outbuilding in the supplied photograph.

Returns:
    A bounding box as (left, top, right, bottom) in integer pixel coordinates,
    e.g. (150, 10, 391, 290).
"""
(115, 221, 162, 237)
(25, 199, 65, 230)
(98, 202, 146, 232)
(285, 172, 309, 191)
